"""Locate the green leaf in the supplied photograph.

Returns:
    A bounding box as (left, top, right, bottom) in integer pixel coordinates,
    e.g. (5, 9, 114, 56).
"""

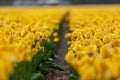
(69, 67, 79, 80)
(69, 73, 79, 80)
(51, 63, 64, 71)
(31, 73, 44, 80)
(48, 58, 53, 61)
(53, 54, 60, 59)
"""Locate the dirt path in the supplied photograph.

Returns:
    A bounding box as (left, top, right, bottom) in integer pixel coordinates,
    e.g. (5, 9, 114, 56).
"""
(45, 20, 70, 80)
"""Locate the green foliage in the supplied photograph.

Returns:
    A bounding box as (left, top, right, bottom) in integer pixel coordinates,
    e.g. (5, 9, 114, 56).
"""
(69, 67, 79, 80)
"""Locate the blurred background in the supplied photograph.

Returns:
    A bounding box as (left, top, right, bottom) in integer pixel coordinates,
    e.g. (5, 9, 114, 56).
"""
(0, 0, 120, 6)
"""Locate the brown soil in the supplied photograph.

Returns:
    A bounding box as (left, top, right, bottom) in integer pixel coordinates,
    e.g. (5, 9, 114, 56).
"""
(44, 20, 70, 80)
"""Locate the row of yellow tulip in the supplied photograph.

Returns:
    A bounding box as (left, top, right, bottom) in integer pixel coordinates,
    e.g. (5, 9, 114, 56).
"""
(65, 6, 120, 80)
(0, 7, 66, 80)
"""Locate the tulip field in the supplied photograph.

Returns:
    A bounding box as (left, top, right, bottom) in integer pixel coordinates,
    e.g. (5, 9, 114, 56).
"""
(0, 7, 66, 80)
(0, 5, 120, 80)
